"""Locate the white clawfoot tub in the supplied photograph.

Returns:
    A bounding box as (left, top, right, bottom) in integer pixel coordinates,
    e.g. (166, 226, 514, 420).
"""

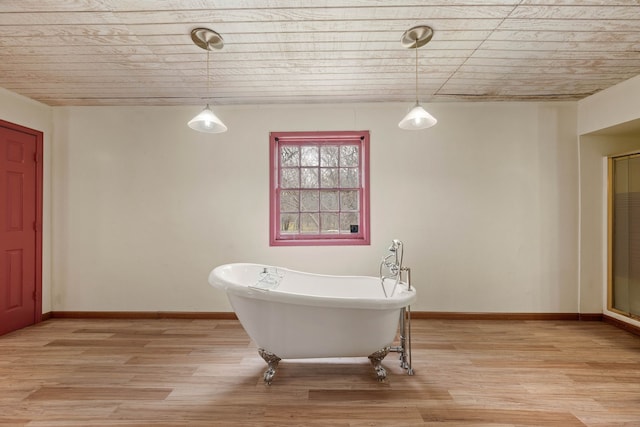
(208, 262, 416, 383)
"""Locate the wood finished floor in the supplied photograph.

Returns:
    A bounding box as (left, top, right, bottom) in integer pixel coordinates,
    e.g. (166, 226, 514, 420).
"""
(0, 319, 639, 426)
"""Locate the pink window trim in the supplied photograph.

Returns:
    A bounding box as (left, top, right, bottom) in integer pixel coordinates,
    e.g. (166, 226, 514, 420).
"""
(269, 130, 370, 246)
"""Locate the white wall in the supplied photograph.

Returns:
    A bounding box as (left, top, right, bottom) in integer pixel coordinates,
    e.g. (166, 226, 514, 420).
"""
(50, 101, 579, 313)
(578, 75, 640, 328)
(10, 76, 640, 317)
(578, 75, 640, 136)
(0, 88, 53, 314)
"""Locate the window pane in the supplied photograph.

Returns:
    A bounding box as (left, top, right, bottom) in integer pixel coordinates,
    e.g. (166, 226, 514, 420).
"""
(281, 168, 299, 188)
(340, 168, 359, 188)
(340, 190, 358, 211)
(301, 167, 319, 188)
(320, 168, 339, 188)
(320, 146, 339, 167)
(301, 146, 319, 166)
(321, 213, 339, 233)
(281, 146, 299, 167)
(320, 190, 339, 211)
(280, 213, 299, 233)
(280, 190, 299, 212)
(340, 145, 359, 167)
(300, 190, 319, 212)
(301, 213, 319, 233)
(340, 212, 359, 233)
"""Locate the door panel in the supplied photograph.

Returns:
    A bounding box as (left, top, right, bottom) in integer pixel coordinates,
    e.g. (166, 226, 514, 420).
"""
(0, 124, 38, 335)
(6, 249, 24, 309)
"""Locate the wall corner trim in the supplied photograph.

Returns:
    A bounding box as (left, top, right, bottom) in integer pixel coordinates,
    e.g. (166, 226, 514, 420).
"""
(409, 312, 581, 321)
(43, 311, 639, 338)
(48, 311, 238, 320)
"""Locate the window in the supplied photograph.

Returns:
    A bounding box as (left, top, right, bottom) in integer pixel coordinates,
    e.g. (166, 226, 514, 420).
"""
(270, 131, 370, 246)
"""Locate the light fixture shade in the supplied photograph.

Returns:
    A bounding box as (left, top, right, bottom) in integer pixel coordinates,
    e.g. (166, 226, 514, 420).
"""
(398, 102, 437, 130)
(188, 104, 228, 133)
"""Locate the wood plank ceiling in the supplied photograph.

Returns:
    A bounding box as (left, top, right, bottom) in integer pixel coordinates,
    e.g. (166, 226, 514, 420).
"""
(0, 0, 639, 107)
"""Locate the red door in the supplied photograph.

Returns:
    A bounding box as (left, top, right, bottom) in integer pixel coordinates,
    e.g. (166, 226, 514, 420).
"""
(0, 121, 42, 335)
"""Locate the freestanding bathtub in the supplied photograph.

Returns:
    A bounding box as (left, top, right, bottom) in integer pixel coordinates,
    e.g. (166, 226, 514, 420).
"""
(208, 262, 416, 383)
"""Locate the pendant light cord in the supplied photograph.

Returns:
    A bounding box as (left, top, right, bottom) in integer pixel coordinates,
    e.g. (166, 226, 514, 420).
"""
(206, 49, 211, 104)
(414, 39, 419, 104)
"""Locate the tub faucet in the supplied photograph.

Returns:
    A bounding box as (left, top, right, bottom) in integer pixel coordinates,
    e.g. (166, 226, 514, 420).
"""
(379, 239, 405, 297)
(380, 239, 414, 376)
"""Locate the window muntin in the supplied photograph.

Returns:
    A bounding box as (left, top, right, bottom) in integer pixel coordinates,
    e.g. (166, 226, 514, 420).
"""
(270, 131, 370, 246)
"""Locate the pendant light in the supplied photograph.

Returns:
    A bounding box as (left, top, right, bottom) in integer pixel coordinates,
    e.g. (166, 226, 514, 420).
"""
(188, 28, 228, 133)
(398, 25, 437, 130)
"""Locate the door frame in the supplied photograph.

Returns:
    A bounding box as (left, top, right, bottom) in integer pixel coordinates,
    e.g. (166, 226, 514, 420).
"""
(1, 119, 43, 324)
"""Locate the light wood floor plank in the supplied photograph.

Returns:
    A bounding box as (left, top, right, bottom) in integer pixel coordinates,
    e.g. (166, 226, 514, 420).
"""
(0, 318, 638, 426)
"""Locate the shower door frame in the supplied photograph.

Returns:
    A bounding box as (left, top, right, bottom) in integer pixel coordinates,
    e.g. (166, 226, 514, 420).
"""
(607, 153, 640, 321)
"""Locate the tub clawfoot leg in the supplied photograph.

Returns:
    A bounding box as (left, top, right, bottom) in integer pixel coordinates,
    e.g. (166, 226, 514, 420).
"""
(258, 348, 281, 385)
(368, 347, 390, 382)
